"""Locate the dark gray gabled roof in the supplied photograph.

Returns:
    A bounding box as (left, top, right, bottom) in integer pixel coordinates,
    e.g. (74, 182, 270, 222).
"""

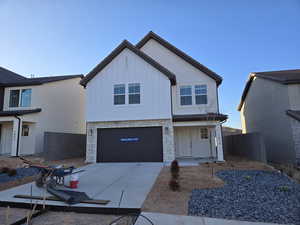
(238, 69, 300, 111)
(2, 74, 84, 87)
(0, 67, 27, 84)
(286, 110, 300, 122)
(172, 113, 228, 122)
(80, 40, 177, 87)
(0, 66, 83, 87)
(0, 108, 42, 117)
(136, 31, 223, 86)
(255, 69, 300, 84)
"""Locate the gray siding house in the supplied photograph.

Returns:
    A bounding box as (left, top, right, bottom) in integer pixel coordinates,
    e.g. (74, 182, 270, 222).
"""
(238, 69, 300, 165)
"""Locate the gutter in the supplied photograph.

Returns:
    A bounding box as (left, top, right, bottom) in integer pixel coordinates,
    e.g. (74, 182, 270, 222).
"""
(14, 115, 21, 157)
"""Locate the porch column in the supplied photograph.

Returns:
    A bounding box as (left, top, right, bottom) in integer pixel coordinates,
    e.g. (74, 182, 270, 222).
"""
(11, 118, 22, 156)
(215, 124, 224, 161)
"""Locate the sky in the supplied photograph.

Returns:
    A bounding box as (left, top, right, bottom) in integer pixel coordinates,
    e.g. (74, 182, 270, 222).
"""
(0, 0, 300, 128)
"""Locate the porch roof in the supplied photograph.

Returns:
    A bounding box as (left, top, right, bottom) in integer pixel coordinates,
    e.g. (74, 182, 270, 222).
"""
(172, 113, 228, 122)
(0, 108, 42, 117)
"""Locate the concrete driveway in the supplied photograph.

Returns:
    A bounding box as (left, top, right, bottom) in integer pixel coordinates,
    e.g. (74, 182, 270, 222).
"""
(0, 163, 162, 212)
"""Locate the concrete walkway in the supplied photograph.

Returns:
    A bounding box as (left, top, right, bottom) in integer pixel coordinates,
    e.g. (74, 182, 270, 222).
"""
(135, 212, 282, 225)
(0, 163, 162, 212)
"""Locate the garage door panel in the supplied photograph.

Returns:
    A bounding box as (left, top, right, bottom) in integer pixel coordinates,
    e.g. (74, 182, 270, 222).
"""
(97, 127, 163, 162)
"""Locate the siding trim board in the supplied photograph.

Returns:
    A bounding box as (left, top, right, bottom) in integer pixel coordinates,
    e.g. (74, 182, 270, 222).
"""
(136, 31, 223, 86)
(172, 113, 227, 122)
(80, 40, 177, 87)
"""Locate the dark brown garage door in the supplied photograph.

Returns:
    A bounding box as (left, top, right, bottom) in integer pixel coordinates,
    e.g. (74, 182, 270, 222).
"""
(97, 127, 163, 162)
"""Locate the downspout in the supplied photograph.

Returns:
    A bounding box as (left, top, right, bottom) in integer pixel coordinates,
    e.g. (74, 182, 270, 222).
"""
(14, 115, 21, 157)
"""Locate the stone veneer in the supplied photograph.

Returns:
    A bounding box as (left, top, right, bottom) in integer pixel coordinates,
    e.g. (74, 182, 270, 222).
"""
(290, 118, 300, 165)
(86, 119, 174, 163)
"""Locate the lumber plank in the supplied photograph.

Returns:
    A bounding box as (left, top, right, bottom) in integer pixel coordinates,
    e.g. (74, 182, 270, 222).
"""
(14, 194, 110, 205)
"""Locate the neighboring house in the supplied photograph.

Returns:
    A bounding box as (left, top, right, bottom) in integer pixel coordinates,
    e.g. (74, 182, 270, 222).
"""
(0, 67, 85, 156)
(222, 126, 242, 136)
(80, 31, 227, 163)
(238, 69, 300, 165)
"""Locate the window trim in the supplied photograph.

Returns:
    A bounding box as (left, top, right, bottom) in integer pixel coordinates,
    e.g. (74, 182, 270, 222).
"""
(113, 83, 142, 106)
(113, 84, 126, 105)
(22, 124, 29, 136)
(9, 88, 32, 108)
(178, 84, 208, 107)
(195, 84, 207, 105)
(128, 83, 141, 105)
(179, 85, 193, 106)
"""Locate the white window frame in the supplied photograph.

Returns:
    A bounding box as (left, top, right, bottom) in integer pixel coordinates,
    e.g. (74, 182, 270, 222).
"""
(113, 83, 141, 106)
(9, 88, 32, 108)
(113, 84, 126, 105)
(195, 85, 207, 105)
(178, 84, 208, 107)
(128, 83, 141, 105)
(179, 85, 193, 106)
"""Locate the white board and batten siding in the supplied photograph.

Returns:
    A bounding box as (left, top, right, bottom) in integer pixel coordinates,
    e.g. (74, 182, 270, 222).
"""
(86, 48, 172, 122)
(140, 39, 218, 115)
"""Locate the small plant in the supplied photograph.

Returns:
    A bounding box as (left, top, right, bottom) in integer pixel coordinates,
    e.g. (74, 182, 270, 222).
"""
(169, 178, 180, 191)
(244, 175, 252, 180)
(170, 160, 179, 174)
(278, 185, 290, 192)
(171, 170, 179, 179)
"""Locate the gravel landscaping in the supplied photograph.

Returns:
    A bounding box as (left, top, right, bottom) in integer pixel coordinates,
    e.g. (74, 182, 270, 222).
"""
(0, 168, 40, 183)
(189, 170, 300, 224)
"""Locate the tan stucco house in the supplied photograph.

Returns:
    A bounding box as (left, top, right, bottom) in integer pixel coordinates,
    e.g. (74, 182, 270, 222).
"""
(238, 69, 300, 165)
(0, 67, 85, 156)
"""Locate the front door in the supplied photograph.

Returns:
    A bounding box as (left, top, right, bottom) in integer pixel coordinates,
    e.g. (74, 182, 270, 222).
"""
(175, 127, 212, 158)
(0, 124, 13, 155)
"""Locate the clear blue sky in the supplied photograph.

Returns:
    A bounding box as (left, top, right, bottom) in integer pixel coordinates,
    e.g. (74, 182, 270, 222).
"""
(1, 0, 300, 128)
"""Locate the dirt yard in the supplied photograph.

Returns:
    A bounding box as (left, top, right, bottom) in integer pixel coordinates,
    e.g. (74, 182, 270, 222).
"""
(142, 157, 274, 215)
(0, 156, 87, 191)
(0, 207, 133, 225)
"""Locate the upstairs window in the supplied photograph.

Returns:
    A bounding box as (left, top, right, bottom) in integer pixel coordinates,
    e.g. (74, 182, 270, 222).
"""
(128, 83, 140, 104)
(21, 89, 32, 107)
(9, 89, 32, 108)
(195, 85, 207, 105)
(114, 84, 125, 105)
(9, 90, 20, 107)
(180, 85, 192, 105)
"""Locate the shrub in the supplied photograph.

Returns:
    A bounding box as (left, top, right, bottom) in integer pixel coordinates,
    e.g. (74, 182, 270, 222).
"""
(169, 178, 180, 191)
(171, 170, 179, 179)
(170, 160, 179, 174)
(7, 168, 17, 177)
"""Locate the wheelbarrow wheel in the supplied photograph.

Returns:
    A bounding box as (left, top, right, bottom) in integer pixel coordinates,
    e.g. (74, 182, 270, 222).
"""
(36, 173, 47, 187)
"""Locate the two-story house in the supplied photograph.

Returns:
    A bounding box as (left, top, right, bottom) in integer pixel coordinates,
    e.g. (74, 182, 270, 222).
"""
(238, 69, 300, 165)
(80, 32, 227, 163)
(0, 67, 85, 156)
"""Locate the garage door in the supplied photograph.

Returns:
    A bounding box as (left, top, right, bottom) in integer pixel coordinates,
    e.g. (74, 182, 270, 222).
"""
(97, 127, 163, 162)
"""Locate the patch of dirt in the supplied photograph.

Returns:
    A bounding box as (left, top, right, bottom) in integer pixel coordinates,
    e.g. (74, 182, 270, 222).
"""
(142, 158, 274, 215)
(30, 211, 134, 225)
(0, 208, 133, 225)
(0, 207, 31, 225)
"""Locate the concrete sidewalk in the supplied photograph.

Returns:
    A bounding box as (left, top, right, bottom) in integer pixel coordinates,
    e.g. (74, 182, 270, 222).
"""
(0, 163, 162, 213)
(135, 212, 281, 225)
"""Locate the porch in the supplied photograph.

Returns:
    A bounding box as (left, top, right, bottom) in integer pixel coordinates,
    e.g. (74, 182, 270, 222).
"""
(172, 113, 227, 162)
(0, 109, 41, 156)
